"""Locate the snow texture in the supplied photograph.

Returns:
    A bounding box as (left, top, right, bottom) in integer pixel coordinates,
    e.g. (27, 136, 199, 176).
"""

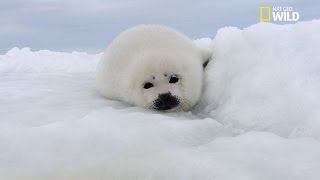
(1, 21, 320, 179)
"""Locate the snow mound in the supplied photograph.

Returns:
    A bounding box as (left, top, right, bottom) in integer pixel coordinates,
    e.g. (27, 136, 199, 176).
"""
(1, 20, 320, 179)
(198, 20, 320, 139)
(0, 47, 101, 73)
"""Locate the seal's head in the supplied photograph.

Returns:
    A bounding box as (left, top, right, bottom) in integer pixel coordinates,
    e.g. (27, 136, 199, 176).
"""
(122, 48, 212, 112)
(96, 25, 212, 112)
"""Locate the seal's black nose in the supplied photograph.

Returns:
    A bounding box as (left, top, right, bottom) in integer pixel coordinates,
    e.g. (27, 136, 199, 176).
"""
(155, 92, 179, 111)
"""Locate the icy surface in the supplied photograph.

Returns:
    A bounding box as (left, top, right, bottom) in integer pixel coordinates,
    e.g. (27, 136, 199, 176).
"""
(1, 21, 320, 179)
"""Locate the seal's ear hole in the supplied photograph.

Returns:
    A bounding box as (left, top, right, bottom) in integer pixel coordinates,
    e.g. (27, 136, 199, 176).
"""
(201, 48, 213, 69)
(144, 82, 154, 89)
(203, 60, 210, 68)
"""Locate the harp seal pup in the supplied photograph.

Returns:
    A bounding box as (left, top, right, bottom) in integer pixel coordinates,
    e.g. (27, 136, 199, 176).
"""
(96, 25, 212, 112)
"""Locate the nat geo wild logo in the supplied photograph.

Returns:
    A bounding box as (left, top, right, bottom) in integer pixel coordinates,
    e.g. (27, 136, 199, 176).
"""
(260, 6, 300, 22)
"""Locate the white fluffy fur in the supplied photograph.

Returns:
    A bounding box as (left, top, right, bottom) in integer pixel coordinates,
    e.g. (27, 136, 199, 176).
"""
(96, 25, 212, 111)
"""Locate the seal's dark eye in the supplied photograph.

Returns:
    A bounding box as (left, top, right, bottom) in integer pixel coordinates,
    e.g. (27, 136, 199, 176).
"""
(144, 82, 154, 89)
(169, 76, 179, 84)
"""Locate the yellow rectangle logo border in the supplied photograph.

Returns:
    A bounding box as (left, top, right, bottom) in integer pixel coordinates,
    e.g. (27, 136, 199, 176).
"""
(260, 6, 271, 22)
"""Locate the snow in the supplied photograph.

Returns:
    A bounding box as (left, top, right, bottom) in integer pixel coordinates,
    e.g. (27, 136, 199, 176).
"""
(1, 20, 320, 179)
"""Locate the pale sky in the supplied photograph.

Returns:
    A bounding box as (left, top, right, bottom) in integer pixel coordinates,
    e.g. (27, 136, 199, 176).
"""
(0, 0, 319, 53)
